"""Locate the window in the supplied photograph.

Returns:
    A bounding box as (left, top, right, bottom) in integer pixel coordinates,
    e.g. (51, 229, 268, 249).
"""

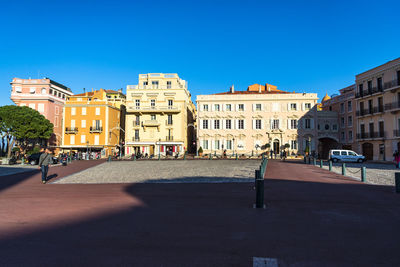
(71, 107, 76, 116)
(348, 116, 352, 126)
(340, 103, 345, 113)
(358, 84, 363, 95)
(325, 124, 330, 130)
(215, 140, 220, 150)
(341, 132, 345, 140)
(29, 103, 35, 109)
(30, 87, 36, 94)
(290, 119, 297, 129)
(203, 104, 209, 111)
(54, 90, 57, 96)
(41, 88, 46, 94)
(226, 119, 231, 129)
(167, 114, 173, 125)
(95, 107, 100, 115)
(291, 140, 297, 149)
(135, 99, 140, 109)
(290, 103, 297, 111)
(226, 140, 232, 150)
(341, 151, 347, 156)
(15, 86, 22, 93)
(214, 104, 220, 111)
(94, 135, 99, 145)
(255, 104, 262, 111)
(71, 120, 75, 128)
(54, 116, 58, 127)
(347, 101, 352, 112)
(272, 119, 279, 129)
(377, 77, 383, 91)
(134, 130, 139, 141)
(81, 135, 86, 144)
(305, 103, 311, 110)
(214, 120, 220, 129)
(168, 99, 173, 107)
(95, 120, 101, 129)
(81, 120, 86, 128)
(70, 135, 75, 145)
(348, 151, 356, 156)
(368, 81, 372, 92)
(305, 118, 311, 129)
(238, 104, 244, 111)
(55, 107, 60, 115)
(38, 104, 44, 113)
(135, 115, 140, 126)
(152, 81, 159, 89)
(203, 120, 208, 129)
(238, 120, 244, 129)
(151, 114, 156, 120)
(203, 140, 209, 149)
(255, 119, 261, 129)
(58, 92, 61, 98)
(143, 81, 148, 86)
(226, 104, 231, 111)
(82, 107, 86, 115)
(348, 131, 353, 141)
(379, 121, 384, 137)
(333, 151, 340, 156)
(341, 117, 345, 127)
(167, 81, 172, 89)
(151, 99, 156, 108)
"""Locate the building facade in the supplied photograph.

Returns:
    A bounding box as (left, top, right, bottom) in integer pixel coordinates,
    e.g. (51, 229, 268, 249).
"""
(321, 84, 356, 154)
(10, 78, 73, 152)
(61, 89, 126, 157)
(125, 73, 196, 157)
(196, 84, 319, 157)
(355, 58, 400, 161)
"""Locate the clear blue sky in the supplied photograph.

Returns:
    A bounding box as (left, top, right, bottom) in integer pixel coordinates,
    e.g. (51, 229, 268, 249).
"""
(1, 0, 399, 106)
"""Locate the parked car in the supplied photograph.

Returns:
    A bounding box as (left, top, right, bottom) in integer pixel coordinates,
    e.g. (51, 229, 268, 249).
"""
(329, 149, 365, 163)
(27, 153, 42, 165)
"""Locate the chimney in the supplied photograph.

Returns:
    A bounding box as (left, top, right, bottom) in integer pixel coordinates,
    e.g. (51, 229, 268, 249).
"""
(258, 85, 262, 93)
(230, 85, 235, 93)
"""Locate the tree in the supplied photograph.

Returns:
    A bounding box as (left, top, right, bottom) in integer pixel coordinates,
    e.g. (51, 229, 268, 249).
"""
(0, 105, 53, 158)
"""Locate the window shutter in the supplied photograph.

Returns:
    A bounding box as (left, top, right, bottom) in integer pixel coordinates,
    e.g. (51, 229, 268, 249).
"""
(287, 103, 291, 111)
(252, 104, 255, 111)
(287, 119, 290, 129)
(270, 119, 273, 129)
(252, 119, 255, 129)
(210, 119, 214, 130)
(243, 104, 246, 111)
(279, 119, 283, 129)
(199, 119, 203, 130)
(243, 119, 246, 129)
(200, 105, 203, 112)
(302, 103, 305, 111)
(260, 120, 263, 129)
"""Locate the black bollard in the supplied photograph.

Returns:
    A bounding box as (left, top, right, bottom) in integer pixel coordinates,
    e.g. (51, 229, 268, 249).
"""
(304, 156, 307, 164)
(395, 173, 400, 193)
(255, 177, 265, 208)
(329, 160, 332, 171)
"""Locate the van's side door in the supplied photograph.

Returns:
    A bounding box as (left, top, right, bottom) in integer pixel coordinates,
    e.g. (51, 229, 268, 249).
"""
(340, 151, 348, 161)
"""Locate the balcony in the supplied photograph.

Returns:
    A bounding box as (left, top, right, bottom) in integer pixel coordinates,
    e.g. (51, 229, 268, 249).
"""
(90, 126, 103, 133)
(384, 102, 400, 112)
(384, 79, 400, 91)
(356, 131, 386, 140)
(127, 105, 180, 114)
(393, 130, 400, 138)
(356, 106, 384, 117)
(355, 87, 384, 98)
(65, 127, 78, 134)
(166, 136, 174, 141)
(142, 120, 160, 127)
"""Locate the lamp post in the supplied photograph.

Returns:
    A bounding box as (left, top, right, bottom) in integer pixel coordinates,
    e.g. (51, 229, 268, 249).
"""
(196, 138, 199, 157)
(232, 138, 235, 156)
(86, 141, 89, 160)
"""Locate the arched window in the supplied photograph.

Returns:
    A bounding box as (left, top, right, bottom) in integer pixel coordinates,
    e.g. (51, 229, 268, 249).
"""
(41, 88, 46, 94)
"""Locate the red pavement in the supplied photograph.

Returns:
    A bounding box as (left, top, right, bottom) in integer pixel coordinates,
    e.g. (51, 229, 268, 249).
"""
(0, 159, 399, 266)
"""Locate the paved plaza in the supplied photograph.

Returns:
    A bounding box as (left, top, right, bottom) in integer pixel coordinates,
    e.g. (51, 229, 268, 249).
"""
(54, 160, 261, 184)
(0, 159, 399, 266)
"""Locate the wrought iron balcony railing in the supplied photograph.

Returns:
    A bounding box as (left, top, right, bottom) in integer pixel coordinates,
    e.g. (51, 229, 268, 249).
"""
(65, 127, 78, 134)
(90, 126, 103, 133)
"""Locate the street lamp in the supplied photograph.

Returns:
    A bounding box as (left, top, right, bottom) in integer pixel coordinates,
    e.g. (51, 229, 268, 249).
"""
(86, 141, 89, 160)
(158, 138, 161, 159)
(232, 138, 235, 156)
(196, 138, 199, 157)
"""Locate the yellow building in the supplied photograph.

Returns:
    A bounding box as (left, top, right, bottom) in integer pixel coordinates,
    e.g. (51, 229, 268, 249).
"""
(125, 73, 196, 157)
(61, 89, 126, 157)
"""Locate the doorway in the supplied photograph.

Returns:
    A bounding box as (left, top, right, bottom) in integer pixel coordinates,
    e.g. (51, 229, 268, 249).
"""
(273, 139, 280, 155)
(150, 145, 154, 156)
(362, 143, 373, 160)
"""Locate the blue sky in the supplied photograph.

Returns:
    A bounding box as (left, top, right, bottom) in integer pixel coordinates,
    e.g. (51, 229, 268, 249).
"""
(0, 0, 399, 106)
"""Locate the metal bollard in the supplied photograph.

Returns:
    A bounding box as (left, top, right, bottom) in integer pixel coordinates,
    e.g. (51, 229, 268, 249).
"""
(320, 160, 323, 168)
(395, 173, 400, 193)
(361, 166, 366, 182)
(209, 153, 212, 160)
(134, 155, 137, 161)
(255, 169, 260, 189)
(214, 151, 216, 157)
(342, 163, 346, 176)
(304, 156, 307, 164)
(236, 153, 238, 160)
(183, 152, 186, 160)
(313, 158, 317, 166)
(108, 155, 111, 162)
(329, 160, 332, 171)
(255, 177, 265, 208)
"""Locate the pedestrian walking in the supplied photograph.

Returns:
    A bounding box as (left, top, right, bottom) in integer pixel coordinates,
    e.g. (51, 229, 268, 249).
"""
(393, 150, 400, 168)
(282, 150, 287, 161)
(270, 150, 273, 159)
(38, 148, 52, 184)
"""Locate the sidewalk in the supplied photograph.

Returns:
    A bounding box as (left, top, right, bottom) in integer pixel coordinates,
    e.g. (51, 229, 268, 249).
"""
(0, 159, 399, 266)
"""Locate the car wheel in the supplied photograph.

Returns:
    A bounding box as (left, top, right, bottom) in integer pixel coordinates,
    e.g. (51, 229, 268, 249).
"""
(357, 159, 363, 163)
(333, 158, 338, 163)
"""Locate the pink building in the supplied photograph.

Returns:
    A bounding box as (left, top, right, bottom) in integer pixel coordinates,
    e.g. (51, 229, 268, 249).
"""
(10, 78, 73, 152)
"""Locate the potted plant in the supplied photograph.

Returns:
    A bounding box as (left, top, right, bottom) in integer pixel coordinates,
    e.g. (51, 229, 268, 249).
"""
(198, 147, 203, 157)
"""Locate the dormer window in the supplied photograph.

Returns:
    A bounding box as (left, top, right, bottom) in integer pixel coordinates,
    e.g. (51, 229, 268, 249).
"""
(167, 81, 172, 89)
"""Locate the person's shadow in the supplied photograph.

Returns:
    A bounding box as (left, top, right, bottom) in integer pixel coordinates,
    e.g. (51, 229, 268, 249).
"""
(46, 174, 58, 182)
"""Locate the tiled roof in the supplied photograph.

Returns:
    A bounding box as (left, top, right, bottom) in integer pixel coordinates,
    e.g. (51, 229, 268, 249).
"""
(72, 92, 94, 97)
(213, 90, 290, 95)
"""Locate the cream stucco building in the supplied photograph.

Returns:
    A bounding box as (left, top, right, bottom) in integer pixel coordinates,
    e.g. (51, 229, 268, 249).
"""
(196, 84, 319, 157)
(125, 73, 196, 157)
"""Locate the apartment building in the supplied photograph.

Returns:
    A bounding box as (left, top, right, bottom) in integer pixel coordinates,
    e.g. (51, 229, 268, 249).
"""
(355, 57, 400, 161)
(10, 78, 73, 152)
(125, 73, 196, 157)
(61, 89, 126, 157)
(322, 85, 356, 152)
(196, 84, 319, 156)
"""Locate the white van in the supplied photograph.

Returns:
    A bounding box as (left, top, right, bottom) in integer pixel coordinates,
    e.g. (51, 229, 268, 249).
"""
(329, 149, 365, 163)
